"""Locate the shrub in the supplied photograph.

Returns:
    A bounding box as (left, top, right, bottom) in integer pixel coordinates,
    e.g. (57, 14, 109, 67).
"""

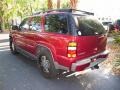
(114, 36, 120, 44)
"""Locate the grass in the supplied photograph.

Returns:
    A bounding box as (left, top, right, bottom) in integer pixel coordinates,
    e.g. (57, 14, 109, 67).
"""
(114, 58, 120, 68)
(108, 31, 120, 37)
(112, 56, 120, 75)
(104, 41, 120, 75)
(114, 36, 120, 44)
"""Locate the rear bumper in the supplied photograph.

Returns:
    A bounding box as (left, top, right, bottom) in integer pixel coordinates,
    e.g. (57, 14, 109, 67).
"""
(71, 50, 109, 71)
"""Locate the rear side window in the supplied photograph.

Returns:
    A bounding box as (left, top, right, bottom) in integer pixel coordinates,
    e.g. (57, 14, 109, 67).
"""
(73, 15, 106, 36)
(45, 14, 68, 34)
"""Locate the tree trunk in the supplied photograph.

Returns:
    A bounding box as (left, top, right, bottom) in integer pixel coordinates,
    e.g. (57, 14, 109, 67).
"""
(57, 0, 60, 9)
(0, 17, 5, 32)
(47, 0, 52, 9)
(70, 0, 78, 9)
(29, 3, 33, 15)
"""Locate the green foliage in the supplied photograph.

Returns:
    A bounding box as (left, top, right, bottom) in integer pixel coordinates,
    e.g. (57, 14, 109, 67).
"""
(0, 0, 71, 30)
(114, 36, 120, 44)
(110, 31, 120, 36)
(61, 0, 70, 8)
(0, 0, 48, 30)
(111, 31, 120, 44)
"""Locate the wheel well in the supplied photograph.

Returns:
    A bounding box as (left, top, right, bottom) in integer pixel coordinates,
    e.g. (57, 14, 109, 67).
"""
(36, 45, 54, 60)
(36, 45, 59, 70)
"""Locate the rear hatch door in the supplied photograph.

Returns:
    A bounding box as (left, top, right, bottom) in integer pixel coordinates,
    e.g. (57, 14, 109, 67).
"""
(73, 15, 107, 59)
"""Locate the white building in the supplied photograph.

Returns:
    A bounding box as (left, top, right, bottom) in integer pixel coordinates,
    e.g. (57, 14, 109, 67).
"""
(76, 0, 120, 22)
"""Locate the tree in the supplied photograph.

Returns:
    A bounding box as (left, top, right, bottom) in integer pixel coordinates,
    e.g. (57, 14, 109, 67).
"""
(0, 0, 9, 31)
(0, 0, 18, 31)
(57, 0, 60, 9)
(69, 0, 78, 9)
(54, 0, 79, 9)
(47, 0, 53, 9)
(0, 0, 79, 32)
(0, 0, 46, 31)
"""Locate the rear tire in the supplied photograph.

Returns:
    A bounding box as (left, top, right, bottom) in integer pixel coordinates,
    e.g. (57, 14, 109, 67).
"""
(10, 40, 18, 54)
(38, 49, 58, 79)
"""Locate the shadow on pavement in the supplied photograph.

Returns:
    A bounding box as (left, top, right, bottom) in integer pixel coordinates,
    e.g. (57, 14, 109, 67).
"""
(7, 52, 120, 90)
(0, 39, 9, 43)
(0, 42, 9, 52)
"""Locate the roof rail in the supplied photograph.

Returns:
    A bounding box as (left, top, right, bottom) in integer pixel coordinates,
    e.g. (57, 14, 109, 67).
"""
(33, 9, 94, 15)
(73, 9, 94, 15)
(44, 9, 94, 15)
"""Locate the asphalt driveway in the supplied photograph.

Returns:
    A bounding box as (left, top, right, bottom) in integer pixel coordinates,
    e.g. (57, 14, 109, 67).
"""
(0, 33, 120, 90)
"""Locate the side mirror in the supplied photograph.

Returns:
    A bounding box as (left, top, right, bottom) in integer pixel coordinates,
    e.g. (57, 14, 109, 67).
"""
(12, 25, 19, 30)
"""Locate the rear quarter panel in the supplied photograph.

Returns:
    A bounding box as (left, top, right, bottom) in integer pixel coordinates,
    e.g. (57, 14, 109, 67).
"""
(36, 32, 76, 67)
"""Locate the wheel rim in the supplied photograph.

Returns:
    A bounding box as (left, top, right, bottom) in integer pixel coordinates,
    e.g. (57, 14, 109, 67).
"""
(41, 56, 50, 73)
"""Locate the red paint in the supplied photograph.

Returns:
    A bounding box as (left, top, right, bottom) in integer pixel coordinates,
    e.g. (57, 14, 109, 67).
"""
(76, 63, 90, 71)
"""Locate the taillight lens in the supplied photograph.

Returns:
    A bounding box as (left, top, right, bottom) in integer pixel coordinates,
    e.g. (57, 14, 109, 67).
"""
(67, 42, 77, 58)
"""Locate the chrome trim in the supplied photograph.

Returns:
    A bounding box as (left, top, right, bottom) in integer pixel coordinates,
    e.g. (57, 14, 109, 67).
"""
(86, 58, 106, 69)
(54, 62, 69, 70)
(71, 50, 109, 71)
(71, 59, 91, 71)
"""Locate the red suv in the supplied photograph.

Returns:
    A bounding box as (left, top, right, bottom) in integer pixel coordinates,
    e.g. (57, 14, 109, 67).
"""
(9, 9, 109, 78)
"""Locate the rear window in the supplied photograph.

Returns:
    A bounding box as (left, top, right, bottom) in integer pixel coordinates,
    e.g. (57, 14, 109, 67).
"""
(73, 15, 106, 36)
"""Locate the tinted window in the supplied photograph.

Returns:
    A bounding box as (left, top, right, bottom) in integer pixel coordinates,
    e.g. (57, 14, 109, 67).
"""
(73, 15, 106, 36)
(45, 14, 68, 34)
(30, 16, 42, 32)
(19, 18, 30, 31)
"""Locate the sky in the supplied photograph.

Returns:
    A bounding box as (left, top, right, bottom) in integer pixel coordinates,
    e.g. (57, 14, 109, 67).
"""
(77, 0, 120, 20)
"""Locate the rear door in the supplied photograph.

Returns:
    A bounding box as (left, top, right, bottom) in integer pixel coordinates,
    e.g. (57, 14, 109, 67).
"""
(24, 16, 42, 55)
(42, 13, 71, 58)
(72, 15, 107, 59)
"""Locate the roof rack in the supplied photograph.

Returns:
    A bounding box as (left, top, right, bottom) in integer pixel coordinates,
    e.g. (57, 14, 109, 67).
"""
(33, 9, 94, 15)
(44, 9, 94, 15)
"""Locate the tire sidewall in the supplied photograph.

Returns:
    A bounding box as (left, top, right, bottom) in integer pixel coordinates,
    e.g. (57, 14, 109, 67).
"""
(38, 49, 58, 78)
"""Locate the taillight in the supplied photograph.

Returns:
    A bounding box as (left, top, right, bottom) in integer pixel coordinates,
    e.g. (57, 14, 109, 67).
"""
(67, 42, 77, 58)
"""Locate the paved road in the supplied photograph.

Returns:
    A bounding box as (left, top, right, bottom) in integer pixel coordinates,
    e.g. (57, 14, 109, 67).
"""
(0, 34, 120, 90)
